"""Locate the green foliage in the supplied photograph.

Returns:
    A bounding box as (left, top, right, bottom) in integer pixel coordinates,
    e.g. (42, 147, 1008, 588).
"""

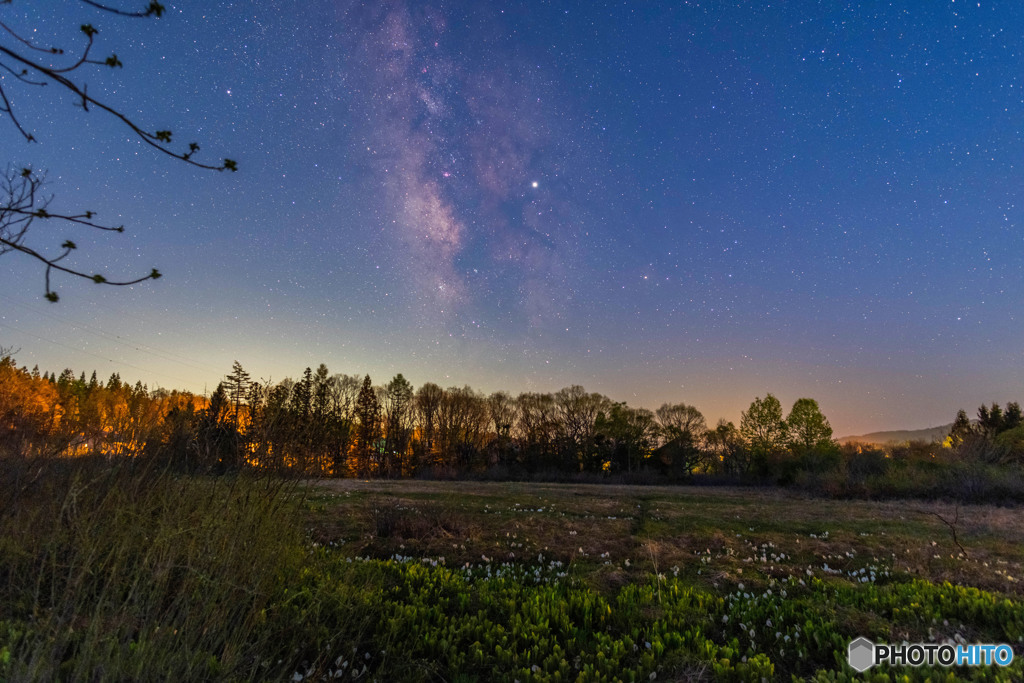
(787, 398, 836, 454)
(995, 425, 1024, 462)
(269, 555, 1024, 682)
(741, 393, 787, 458)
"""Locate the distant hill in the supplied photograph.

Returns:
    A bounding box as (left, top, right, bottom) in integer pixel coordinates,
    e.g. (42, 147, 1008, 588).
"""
(837, 424, 953, 445)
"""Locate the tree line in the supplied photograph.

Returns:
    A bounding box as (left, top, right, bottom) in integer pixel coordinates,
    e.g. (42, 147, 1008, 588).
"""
(2, 354, 1021, 485)
(1, 355, 833, 478)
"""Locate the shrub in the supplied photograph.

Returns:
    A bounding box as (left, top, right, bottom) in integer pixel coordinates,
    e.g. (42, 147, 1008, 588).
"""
(842, 443, 890, 480)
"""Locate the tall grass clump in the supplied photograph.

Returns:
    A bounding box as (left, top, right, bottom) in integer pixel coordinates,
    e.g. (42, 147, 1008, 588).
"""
(0, 455, 306, 681)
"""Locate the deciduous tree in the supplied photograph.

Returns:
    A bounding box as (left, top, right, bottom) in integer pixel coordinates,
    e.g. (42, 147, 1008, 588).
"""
(740, 394, 787, 456)
(654, 402, 708, 478)
(0, 1, 235, 300)
(785, 398, 835, 453)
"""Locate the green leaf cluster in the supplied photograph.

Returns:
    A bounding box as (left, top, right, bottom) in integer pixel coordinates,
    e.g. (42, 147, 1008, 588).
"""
(274, 555, 1024, 682)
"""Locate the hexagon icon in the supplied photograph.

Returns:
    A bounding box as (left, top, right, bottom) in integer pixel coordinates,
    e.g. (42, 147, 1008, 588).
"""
(848, 637, 875, 672)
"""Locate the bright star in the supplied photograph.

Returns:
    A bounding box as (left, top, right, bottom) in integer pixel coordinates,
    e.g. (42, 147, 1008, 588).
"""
(531, 181, 539, 188)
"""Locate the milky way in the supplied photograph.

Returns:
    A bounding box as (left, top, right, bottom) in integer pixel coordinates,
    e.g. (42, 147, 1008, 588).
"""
(336, 1, 583, 334)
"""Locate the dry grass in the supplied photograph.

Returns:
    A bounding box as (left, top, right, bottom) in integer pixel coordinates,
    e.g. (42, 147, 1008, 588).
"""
(0, 456, 307, 681)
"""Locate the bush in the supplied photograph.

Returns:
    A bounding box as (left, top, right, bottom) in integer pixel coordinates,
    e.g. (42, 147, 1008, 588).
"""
(798, 445, 842, 474)
(995, 424, 1024, 463)
(842, 443, 890, 480)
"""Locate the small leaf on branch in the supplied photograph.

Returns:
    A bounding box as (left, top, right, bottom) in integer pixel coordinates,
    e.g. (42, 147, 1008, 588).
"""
(116, 226, 125, 233)
(147, 2, 166, 17)
(61, 241, 77, 250)
(91, 274, 107, 284)
(105, 54, 123, 68)
(81, 24, 98, 37)
(150, 268, 162, 279)
(155, 130, 173, 143)
(21, 168, 31, 177)
(33, 209, 49, 218)
(223, 158, 238, 172)
(85, 211, 94, 219)
(45, 292, 59, 303)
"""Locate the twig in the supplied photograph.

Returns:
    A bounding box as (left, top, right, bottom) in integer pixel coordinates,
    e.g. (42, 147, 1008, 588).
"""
(916, 505, 969, 559)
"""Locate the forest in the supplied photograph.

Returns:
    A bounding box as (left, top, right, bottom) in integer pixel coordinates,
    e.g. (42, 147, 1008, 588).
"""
(3, 353, 1023, 500)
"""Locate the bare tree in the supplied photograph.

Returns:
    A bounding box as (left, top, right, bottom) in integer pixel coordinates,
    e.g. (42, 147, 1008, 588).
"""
(414, 382, 444, 470)
(654, 402, 708, 478)
(554, 385, 609, 471)
(0, 1, 236, 300)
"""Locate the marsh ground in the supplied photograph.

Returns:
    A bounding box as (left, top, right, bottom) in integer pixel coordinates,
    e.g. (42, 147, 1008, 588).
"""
(305, 479, 1024, 600)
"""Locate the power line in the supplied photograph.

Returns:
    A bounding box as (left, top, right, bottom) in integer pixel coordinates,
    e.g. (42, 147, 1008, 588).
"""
(0, 322, 201, 388)
(4, 300, 226, 376)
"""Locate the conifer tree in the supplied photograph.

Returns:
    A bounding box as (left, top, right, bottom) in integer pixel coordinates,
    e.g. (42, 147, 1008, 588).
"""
(947, 409, 974, 448)
(382, 374, 414, 477)
(355, 375, 381, 476)
(225, 361, 251, 424)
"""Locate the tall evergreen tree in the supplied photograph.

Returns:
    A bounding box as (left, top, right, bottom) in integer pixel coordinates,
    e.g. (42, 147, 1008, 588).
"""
(1005, 402, 1023, 432)
(382, 374, 414, 477)
(312, 364, 332, 421)
(947, 409, 974, 448)
(355, 375, 381, 476)
(225, 361, 251, 423)
(197, 383, 238, 472)
(291, 367, 313, 421)
(978, 403, 1004, 437)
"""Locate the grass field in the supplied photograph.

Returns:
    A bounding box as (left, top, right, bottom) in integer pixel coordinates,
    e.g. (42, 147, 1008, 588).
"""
(3, 467, 1023, 681)
(300, 479, 1024, 681)
(307, 479, 1024, 598)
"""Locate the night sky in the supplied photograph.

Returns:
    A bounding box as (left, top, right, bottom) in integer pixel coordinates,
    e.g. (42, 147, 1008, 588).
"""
(2, 0, 1022, 436)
